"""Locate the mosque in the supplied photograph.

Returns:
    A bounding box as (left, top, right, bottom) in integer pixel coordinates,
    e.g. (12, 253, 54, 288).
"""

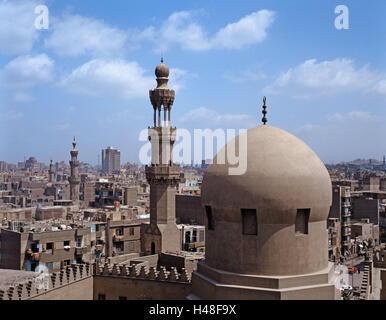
(144, 59, 340, 299)
(0, 60, 340, 300)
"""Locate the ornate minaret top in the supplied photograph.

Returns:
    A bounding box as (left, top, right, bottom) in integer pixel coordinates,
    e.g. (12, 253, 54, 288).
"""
(149, 58, 175, 127)
(71, 136, 78, 161)
(262, 96, 267, 125)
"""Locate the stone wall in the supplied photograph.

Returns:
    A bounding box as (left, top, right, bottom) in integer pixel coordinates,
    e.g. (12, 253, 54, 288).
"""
(0, 261, 192, 300)
(0, 264, 93, 300)
(93, 262, 192, 300)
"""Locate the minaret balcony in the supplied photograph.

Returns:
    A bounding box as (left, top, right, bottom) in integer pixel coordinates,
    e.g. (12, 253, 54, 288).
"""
(145, 165, 180, 181)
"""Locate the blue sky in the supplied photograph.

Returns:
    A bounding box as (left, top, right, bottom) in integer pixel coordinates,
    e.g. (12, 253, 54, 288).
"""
(0, 0, 385, 165)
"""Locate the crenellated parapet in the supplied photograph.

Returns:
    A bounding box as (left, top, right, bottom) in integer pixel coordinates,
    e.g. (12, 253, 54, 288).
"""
(94, 262, 192, 284)
(0, 263, 92, 300)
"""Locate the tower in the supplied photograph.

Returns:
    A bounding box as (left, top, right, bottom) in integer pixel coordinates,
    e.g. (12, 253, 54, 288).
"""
(48, 160, 54, 183)
(143, 59, 180, 255)
(68, 137, 80, 205)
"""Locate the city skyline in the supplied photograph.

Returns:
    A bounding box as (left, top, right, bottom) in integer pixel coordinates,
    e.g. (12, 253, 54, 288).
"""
(0, 0, 386, 165)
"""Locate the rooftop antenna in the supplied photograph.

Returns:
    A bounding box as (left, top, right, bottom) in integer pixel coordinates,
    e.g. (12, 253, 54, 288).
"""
(262, 96, 267, 125)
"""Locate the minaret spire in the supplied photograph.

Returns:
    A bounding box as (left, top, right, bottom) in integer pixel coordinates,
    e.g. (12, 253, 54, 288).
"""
(48, 159, 54, 183)
(68, 137, 80, 206)
(262, 96, 268, 125)
(72, 136, 77, 150)
(144, 60, 180, 255)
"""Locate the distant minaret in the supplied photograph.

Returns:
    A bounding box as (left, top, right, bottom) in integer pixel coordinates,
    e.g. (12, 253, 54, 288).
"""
(68, 137, 80, 205)
(383, 155, 385, 165)
(48, 160, 54, 183)
(143, 59, 180, 255)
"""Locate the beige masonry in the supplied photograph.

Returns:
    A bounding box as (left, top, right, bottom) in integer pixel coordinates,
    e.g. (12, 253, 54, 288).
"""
(189, 125, 340, 300)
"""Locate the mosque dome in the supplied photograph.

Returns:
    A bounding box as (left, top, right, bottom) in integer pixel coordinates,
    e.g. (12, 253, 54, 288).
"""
(202, 125, 331, 218)
(201, 124, 332, 276)
(155, 58, 170, 78)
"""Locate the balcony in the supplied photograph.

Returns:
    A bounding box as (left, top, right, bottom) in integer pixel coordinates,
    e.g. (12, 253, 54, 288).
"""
(113, 235, 124, 242)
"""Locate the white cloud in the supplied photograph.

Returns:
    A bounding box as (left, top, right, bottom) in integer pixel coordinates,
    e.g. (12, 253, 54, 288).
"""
(154, 10, 275, 52)
(59, 59, 189, 100)
(45, 14, 128, 57)
(212, 10, 275, 49)
(0, 54, 54, 88)
(169, 68, 196, 92)
(224, 68, 266, 83)
(265, 58, 386, 98)
(12, 91, 33, 103)
(0, 0, 39, 55)
(179, 107, 254, 128)
(0, 110, 23, 122)
(329, 110, 379, 122)
(59, 59, 153, 99)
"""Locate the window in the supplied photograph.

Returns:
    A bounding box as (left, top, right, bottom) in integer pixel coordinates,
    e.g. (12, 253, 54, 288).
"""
(241, 209, 257, 235)
(76, 236, 83, 248)
(192, 230, 197, 243)
(199, 230, 205, 242)
(116, 228, 123, 236)
(205, 206, 214, 230)
(64, 240, 70, 246)
(114, 242, 124, 252)
(46, 242, 53, 250)
(295, 209, 310, 235)
(185, 231, 191, 244)
(129, 242, 134, 252)
(98, 294, 106, 300)
(129, 228, 135, 236)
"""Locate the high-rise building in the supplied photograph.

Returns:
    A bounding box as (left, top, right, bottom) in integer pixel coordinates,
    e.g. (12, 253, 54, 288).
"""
(143, 59, 180, 255)
(101, 147, 121, 174)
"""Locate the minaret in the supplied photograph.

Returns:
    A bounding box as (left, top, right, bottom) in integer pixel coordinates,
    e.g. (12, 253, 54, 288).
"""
(143, 59, 180, 255)
(68, 137, 80, 205)
(48, 160, 54, 183)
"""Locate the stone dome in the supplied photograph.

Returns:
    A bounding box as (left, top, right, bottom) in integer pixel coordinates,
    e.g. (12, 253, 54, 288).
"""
(201, 125, 332, 276)
(155, 59, 169, 78)
(202, 125, 331, 222)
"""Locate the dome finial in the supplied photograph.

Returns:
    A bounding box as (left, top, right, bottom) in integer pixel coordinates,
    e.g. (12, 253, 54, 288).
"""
(72, 136, 77, 150)
(161, 56, 164, 63)
(262, 96, 267, 125)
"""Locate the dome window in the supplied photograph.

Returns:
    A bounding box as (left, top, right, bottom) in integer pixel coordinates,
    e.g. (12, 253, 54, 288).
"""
(241, 209, 257, 235)
(296, 209, 310, 235)
(205, 206, 214, 230)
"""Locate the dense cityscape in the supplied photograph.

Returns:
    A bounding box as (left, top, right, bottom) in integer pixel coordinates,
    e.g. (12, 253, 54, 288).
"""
(1, 0, 385, 309)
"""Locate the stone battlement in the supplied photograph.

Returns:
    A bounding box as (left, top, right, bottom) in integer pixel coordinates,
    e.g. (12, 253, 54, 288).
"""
(0, 262, 192, 300)
(94, 262, 192, 284)
(0, 263, 92, 300)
